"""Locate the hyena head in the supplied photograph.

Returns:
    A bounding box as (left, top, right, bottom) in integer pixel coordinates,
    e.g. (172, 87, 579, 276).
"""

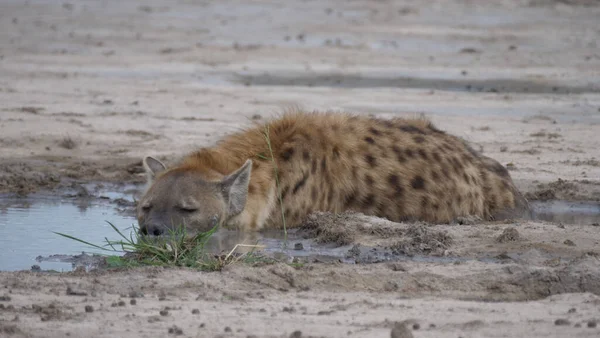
(136, 156, 252, 236)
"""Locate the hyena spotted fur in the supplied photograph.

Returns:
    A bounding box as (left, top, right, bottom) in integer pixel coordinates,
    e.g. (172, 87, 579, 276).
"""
(138, 111, 528, 235)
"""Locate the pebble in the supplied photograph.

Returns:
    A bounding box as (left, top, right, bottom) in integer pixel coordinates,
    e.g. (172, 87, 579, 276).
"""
(390, 322, 414, 338)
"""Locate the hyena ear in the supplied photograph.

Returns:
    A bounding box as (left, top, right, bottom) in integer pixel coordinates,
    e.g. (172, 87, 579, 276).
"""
(221, 159, 252, 216)
(143, 156, 167, 182)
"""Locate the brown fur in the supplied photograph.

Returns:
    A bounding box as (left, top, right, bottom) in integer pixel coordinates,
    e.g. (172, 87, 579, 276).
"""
(137, 111, 529, 234)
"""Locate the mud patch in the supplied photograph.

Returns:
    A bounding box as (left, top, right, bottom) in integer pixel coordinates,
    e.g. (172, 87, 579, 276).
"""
(525, 178, 600, 202)
(389, 225, 453, 256)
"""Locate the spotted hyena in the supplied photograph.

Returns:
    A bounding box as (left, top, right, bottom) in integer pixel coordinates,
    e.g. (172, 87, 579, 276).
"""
(137, 111, 528, 235)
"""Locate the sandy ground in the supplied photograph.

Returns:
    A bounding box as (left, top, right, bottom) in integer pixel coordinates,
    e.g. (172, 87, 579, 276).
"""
(1, 0, 600, 337)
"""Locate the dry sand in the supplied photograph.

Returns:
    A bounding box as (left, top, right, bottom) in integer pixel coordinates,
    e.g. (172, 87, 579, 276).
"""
(1, 0, 600, 337)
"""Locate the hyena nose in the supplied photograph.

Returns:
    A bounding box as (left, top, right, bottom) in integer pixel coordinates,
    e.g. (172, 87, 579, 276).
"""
(140, 224, 164, 236)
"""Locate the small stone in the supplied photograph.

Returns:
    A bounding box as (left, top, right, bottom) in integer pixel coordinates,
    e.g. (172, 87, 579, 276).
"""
(0, 295, 11, 301)
(160, 309, 169, 316)
(168, 325, 183, 335)
(158, 291, 166, 301)
(390, 322, 414, 338)
(224, 326, 232, 332)
(66, 286, 88, 296)
(563, 239, 576, 246)
(294, 243, 304, 250)
(192, 309, 200, 315)
(387, 262, 407, 272)
(129, 290, 143, 298)
(555, 318, 571, 326)
(290, 330, 302, 338)
(568, 308, 576, 313)
(130, 299, 137, 305)
(412, 323, 420, 330)
(588, 321, 597, 328)
(118, 300, 126, 307)
(496, 227, 520, 243)
(84, 305, 94, 313)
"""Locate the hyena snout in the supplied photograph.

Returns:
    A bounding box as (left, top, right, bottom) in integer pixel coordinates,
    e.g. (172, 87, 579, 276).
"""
(139, 222, 167, 237)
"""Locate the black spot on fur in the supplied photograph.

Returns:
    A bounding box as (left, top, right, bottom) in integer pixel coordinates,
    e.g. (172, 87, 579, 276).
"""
(365, 136, 375, 144)
(440, 163, 451, 178)
(405, 149, 414, 158)
(332, 146, 340, 159)
(480, 169, 488, 182)
(364, 154, 377, 167)
(365, 175, 374, 185)
(321, 157, 327, 173)
(418, 149, 428, 160)
(292, 172, 309, 195)
(392, 145, 407, 163)
(463, 173, 470, 184)
(369, 127, 381, 136)
(488, 161, 510, 178)
(421, 196, 429, 208)
(432, 151, 442, 162)
(431, 170, 440, 182)
(388, 174, 404, 198)
(280, 147, 294, 161)
(327, 189, 335, 206)
(362, 194, 375, 207)
(442, 142, 455, 152)
(311, 158, 317, 174)
(281, 186, 289, 199)
(399, 125, 426, 134)
(464, 143, 480, 157)
(488, 194, 498, 210)
(413, 136, 426, 144)
(303, 151, 310, 161)
(411, 176, 426, 190)
(344, 192, 356, 207)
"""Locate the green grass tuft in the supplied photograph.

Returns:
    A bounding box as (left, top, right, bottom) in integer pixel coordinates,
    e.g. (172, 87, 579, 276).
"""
(55, 222, 233, 271)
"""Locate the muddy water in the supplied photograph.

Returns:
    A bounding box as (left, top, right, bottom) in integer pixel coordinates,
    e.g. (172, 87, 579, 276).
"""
(0, 190, 599, 272)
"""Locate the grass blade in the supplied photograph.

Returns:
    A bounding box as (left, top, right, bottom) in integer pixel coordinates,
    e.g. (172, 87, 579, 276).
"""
(53, 232, 113, 251)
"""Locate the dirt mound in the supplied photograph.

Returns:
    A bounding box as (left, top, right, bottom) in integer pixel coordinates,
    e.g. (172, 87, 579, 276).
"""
(300, 211, 404, 246)
(389, 225, 453, 256)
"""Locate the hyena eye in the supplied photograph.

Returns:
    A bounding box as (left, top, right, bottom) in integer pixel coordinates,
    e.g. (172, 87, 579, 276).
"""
(177, 206, 198, 213)
(141, 203, 151, 211)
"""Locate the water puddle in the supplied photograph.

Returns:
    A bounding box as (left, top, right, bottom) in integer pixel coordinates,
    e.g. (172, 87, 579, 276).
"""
(1, 189, 598, 272)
